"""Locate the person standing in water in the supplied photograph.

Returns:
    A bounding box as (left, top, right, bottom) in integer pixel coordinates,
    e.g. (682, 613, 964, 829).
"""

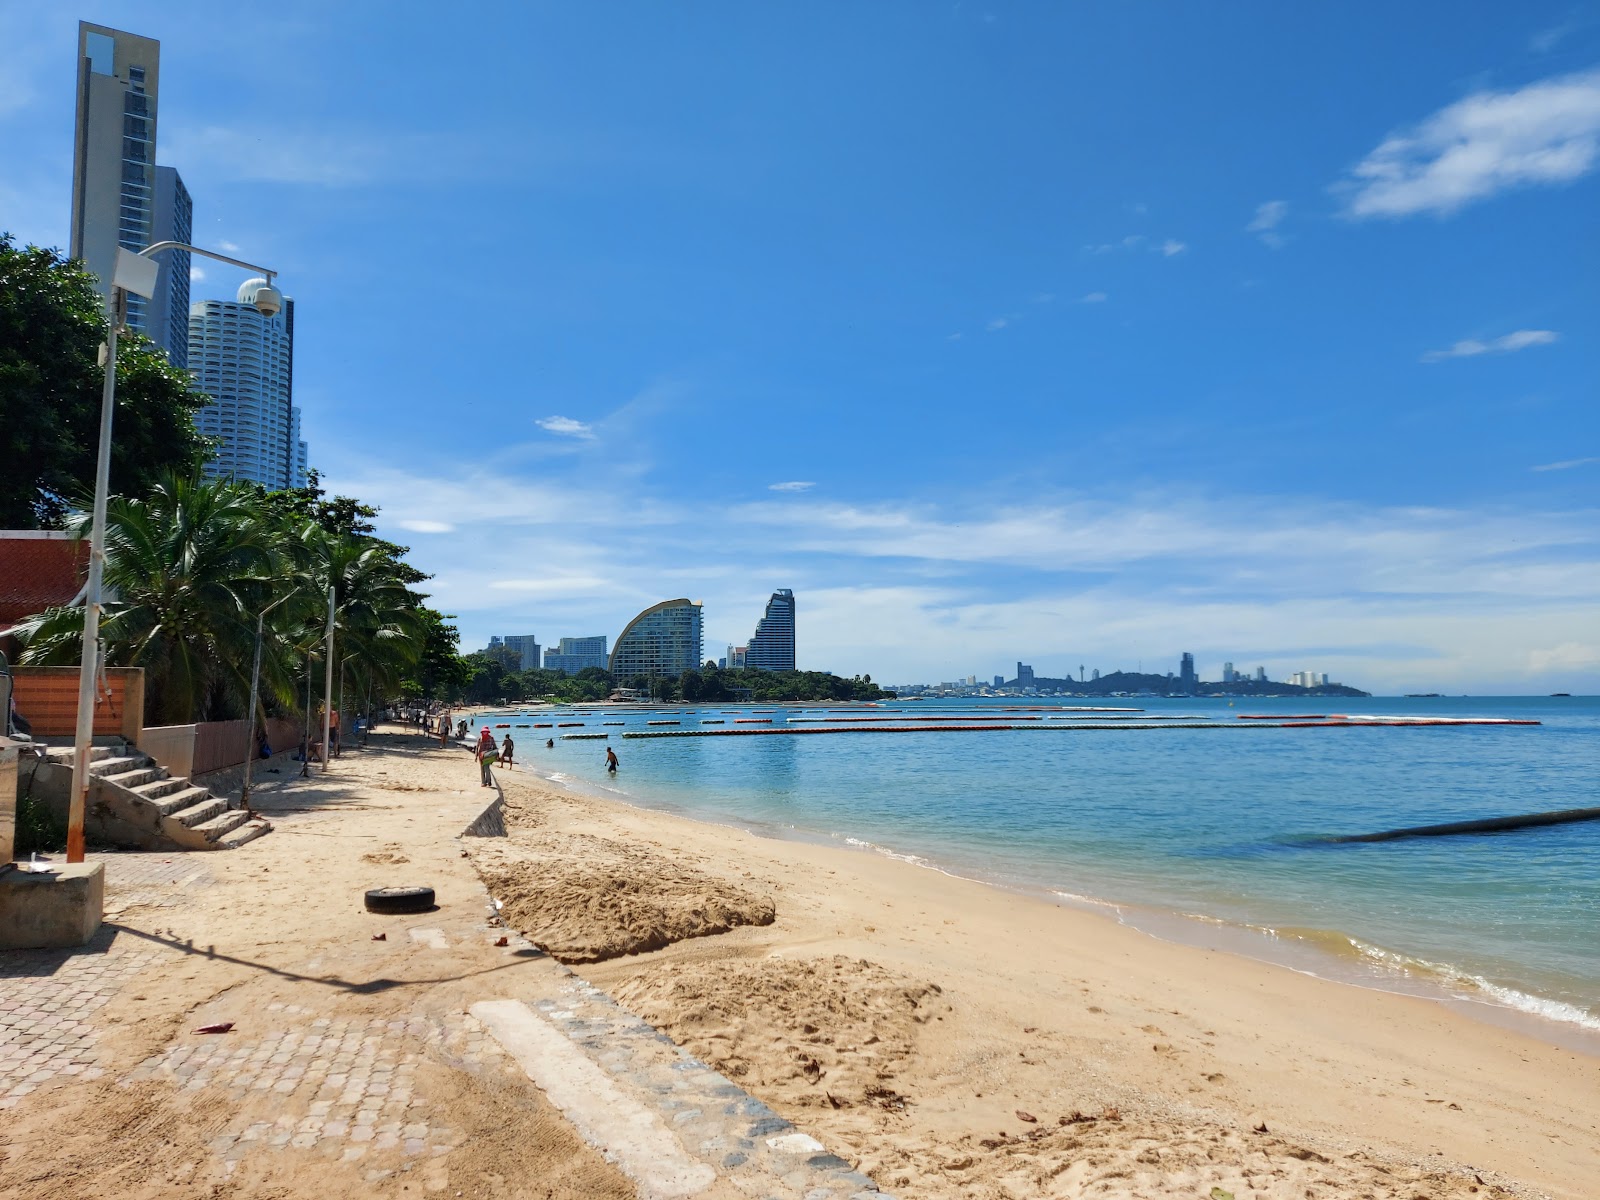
(605, 746, 619, 774)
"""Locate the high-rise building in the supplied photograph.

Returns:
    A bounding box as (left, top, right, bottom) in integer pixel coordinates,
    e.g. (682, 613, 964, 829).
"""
(1016, 662, 1035, 687)
(1254, 666, 1267, 682)
(610, 600, 703, 679)
(992, 675, 1004, 688)
(147, 166, 192, 367)
(1222, 661, 1236, 683)
(745, 588, 796, 672)
(1179, 652, 1196, 692)
(727, 645, 747, 669)
(190, 281, 303, 489)
(498, 634, 540, 672)
(543, 636, 608, 675)
(71, 23, 163, 336)
(1092, 668, 1101, 681)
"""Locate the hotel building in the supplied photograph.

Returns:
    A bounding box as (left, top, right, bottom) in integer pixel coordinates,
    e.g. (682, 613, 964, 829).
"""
(189, 280, 308, 490)
(744, 588, 796, 672)
(610, 600, 703, 680)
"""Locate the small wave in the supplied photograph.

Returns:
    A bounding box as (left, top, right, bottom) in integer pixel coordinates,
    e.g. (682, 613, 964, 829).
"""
(1341, 937, 1600, 1032)
(1049, 889, 1126, 915)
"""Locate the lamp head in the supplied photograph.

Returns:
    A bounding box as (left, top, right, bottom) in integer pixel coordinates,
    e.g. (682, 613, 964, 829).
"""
(237, 277, 285, 318)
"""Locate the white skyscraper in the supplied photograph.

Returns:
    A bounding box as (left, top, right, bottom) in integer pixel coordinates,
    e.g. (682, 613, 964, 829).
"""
(189, 280, 307, 489)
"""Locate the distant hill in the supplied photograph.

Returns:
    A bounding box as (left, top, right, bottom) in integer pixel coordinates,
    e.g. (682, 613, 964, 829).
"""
(1010, 670, 1370, 698)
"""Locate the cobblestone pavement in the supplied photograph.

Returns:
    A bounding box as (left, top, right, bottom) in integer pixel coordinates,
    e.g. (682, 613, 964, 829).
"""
(0, 930, 162, 1110)
(94, 851, 215, 914)
(0, 854, 207, 1112)
(126, 1002, 497, 1182)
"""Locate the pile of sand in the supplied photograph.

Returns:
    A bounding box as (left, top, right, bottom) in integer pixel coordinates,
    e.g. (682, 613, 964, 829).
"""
(473, 833, 775, 963)
(865, 1113, 1510, 1199)
(611, 954, 945, 1111)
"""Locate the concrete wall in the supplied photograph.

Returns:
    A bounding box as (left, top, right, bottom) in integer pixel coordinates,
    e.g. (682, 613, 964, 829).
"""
(139, 723, 196, 780)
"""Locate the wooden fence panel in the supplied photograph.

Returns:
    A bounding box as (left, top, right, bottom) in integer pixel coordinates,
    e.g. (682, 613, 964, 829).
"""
(10, 667, 143, 742)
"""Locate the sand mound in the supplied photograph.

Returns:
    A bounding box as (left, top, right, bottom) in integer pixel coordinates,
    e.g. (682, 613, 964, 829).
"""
(610, 955, 945, 1111)
(473, 834, 774, 963)
(867, 1112, 1512, 1199)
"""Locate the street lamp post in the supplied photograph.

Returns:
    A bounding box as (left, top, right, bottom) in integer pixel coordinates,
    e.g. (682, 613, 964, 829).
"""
(240, 587, 299, 815)
(65, 242, 283, 863)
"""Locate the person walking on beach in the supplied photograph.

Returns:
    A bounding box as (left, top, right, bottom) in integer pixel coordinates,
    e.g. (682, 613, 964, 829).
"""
(477, 727, 499, 787)
(605, 746, 619, 774)
(500, 733, 515, 770)
(438, 712, 451, 747)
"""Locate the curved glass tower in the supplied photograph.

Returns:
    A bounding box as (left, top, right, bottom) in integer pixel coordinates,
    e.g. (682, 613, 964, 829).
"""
(745, 588, 796, 672)
(610, 600, 703, 679)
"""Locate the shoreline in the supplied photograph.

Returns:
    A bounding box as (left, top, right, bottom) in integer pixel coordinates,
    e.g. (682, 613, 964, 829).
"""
(513, 754, 1600, 1058)
(484, 755, 1599, 1198)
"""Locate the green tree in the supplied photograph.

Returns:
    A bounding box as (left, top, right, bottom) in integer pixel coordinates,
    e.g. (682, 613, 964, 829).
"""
(0, 234, 212, 527)
(17, 475, 279, 723)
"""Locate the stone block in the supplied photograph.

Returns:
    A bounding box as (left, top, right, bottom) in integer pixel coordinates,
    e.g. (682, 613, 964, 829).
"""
(0, 863, 104, 950)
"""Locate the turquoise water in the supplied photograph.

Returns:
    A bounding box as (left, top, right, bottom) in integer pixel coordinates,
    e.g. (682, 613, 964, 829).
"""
(472, 696, 1600, 1044)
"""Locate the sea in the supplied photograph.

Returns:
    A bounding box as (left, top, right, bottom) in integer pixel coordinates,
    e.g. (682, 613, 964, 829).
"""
(468, 695, 1600, 1051)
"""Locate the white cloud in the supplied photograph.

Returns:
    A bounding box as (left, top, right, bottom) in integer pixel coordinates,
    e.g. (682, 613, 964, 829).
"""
(1340, 69, 1600, 218)
(986, 314, 1017, 332)
(1532, 455, 1600, 472)
(1080, 291, 1108, 303)
(189, 264, 206, 283)
(1527, 641, 1600, 672)
(1032, 292, 1056, 304)
(1086, 235, 1145, 254)
(319, 452, 1600, 691)
(536, 415, 596, 439)
(1421, 329, 1559, 362)
(1246, 200, 1288, 248)
(218, 240, 241, 253)
(396, 518, 454, 533)
(768, 481, 815, 492)
(1159, 239, 1187, 256)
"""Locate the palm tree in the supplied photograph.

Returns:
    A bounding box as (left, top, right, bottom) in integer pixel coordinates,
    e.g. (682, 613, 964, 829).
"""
(18, 474, 281, 724)
(295, 525, 424, 725)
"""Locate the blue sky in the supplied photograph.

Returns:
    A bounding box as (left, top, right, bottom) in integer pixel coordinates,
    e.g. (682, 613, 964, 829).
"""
(3, 2, 1597, 691)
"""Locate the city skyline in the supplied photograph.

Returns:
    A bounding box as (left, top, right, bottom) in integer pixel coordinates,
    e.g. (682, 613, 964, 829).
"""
(3, 5, 1595, 692)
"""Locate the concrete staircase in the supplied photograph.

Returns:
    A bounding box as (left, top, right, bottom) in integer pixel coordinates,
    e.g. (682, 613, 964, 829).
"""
(45, 741, 272, 852)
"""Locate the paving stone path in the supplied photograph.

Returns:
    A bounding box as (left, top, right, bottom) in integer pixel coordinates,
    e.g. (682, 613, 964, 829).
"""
(0, 853, 206, 1111)
(126, 1004, 482, 1182)
(0, 929, 161, 1109)
(507, 966, 892, 1200)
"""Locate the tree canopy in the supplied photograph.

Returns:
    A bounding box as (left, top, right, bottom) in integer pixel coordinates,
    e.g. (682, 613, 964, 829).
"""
(0, 233, 212, 527)
(16, 473, 445, 725)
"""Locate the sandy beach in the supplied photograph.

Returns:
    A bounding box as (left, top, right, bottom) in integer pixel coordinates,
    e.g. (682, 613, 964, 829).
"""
(478, 745, 1600, 1200)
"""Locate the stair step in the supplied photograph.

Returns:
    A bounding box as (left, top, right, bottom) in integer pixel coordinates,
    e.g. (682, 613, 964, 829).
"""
(101, 766, 162, 789)
(87, 755, 146, 777)
(132, 776, 187, 800)
(44, 743, 126, 766)
(215, 819, 272, 849)
(151, 785, 211, 816)
(169, 796, 229, 828)
(191, 810, 250, 840)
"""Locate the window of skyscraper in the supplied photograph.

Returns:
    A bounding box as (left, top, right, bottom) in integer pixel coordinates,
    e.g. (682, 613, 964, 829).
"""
(85, 32, 114, 75)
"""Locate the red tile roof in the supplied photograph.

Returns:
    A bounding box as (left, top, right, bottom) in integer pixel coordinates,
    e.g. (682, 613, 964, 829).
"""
(0, 533, 87, 627)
